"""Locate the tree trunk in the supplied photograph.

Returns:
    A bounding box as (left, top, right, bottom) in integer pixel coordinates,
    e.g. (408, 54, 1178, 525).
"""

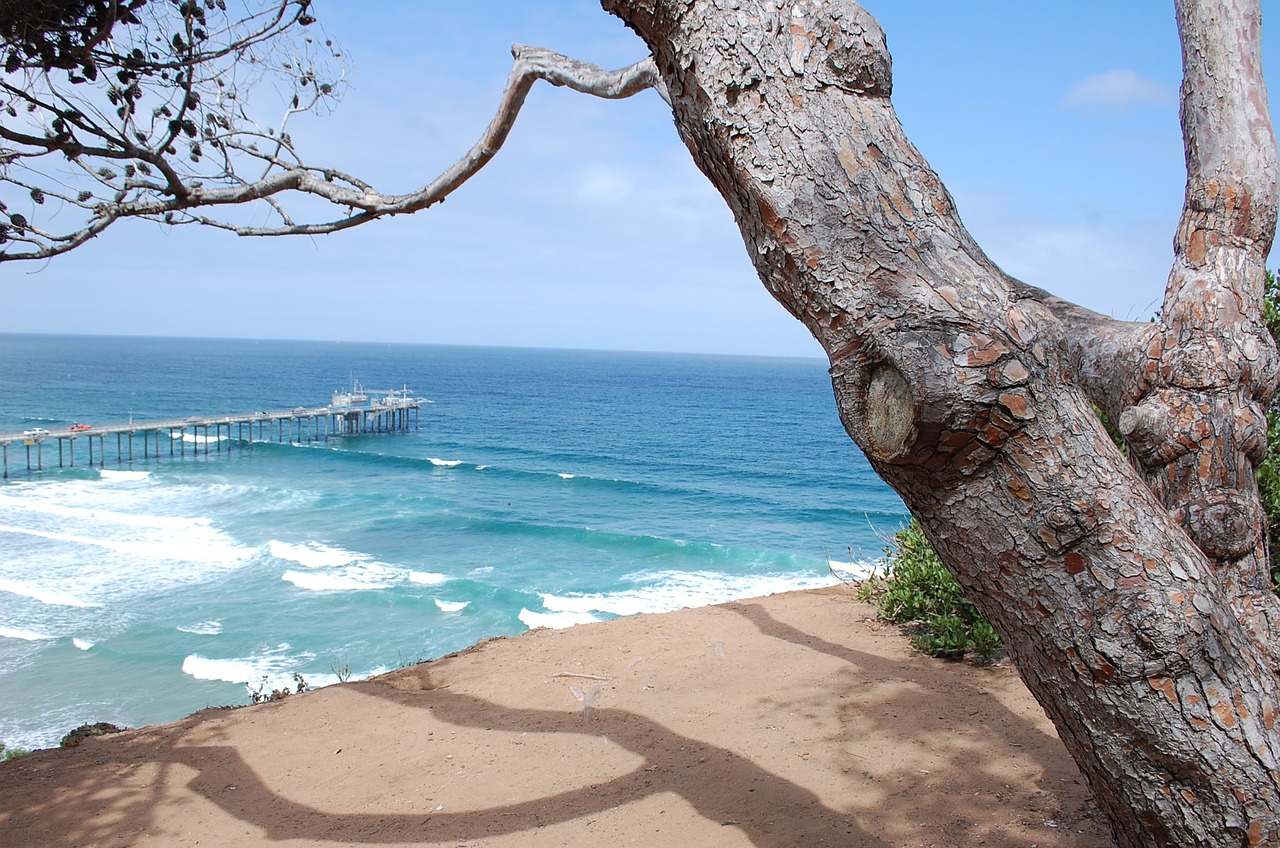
(603, 0, 1280, 845)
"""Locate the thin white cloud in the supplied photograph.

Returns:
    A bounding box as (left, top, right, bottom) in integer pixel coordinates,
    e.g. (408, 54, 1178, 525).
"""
(1063, 69, 1173, 115)
(979, 220, 1168, 320)
(573, 164, 636, 204)
(948, 182, 1172, 320)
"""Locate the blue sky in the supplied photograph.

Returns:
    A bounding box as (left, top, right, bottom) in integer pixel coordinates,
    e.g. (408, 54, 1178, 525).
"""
(2, 1, 1278, 357)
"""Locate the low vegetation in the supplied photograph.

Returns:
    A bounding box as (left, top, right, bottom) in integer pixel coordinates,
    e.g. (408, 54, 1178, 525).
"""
(1258, 270, 1280, 592)
(59, 722, 123, 748)
(861, 519, 1002, 662)
(249, 673, 310, 704)
(1, 741, 30, 761)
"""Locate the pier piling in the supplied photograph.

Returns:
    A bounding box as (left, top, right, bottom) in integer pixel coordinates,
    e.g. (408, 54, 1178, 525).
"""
(1, 389, 425, 477)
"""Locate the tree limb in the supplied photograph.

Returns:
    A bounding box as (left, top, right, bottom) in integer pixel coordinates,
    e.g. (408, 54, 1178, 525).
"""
(0, 45, 667, 260)
(597, 2, 1280, 842)
(1006, 277, 1158, 421)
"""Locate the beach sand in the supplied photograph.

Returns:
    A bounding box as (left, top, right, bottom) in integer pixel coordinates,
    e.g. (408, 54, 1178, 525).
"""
(0, 587, 1113, 847)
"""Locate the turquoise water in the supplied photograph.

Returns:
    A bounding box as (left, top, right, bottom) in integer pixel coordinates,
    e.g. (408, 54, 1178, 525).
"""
(0, 335, 906, 749)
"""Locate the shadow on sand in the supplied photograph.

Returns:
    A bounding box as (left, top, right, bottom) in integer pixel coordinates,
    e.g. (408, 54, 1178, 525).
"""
(0, 597, 1111, 846)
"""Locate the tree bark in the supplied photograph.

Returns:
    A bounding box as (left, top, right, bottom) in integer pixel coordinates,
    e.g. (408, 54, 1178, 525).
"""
(603, 1, 1280, 845)
(1131, 0, 1280, 663)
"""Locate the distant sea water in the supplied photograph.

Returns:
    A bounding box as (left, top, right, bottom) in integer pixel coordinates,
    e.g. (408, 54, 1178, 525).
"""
(0, 334, 906, 750)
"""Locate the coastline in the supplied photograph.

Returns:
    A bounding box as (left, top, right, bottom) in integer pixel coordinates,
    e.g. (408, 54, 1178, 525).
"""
(0, 587, 1112, 847)
(0, 339, 907, 750)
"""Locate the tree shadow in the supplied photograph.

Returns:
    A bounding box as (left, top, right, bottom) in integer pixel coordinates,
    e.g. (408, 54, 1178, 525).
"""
(721, 599, 1110, 843)
(0, 710, 236, 847)
(0, 596, 1111, 847)
(0, 682, 887, 847)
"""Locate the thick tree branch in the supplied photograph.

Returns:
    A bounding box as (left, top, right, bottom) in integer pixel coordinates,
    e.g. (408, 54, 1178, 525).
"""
(1006, 278, 1158, 422)
(1112, 0, 1280, 661)
(602, 2, 1280, 844)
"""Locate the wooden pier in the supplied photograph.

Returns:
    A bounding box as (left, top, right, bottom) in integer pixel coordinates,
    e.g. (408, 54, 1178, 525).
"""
(0, 389, 425, 479)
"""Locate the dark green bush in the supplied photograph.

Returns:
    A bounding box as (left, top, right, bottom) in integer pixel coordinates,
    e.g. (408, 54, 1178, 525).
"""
(59, 722, 123, 748)
(873, 519, 1001, 662)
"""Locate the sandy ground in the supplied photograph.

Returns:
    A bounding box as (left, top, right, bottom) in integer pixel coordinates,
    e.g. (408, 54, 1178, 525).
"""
(0, 588, 1114, 847)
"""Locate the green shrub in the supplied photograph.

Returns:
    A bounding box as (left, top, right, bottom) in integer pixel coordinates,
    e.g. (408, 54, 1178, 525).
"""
(59, 722, 123, 748)
(0, 741, 30, 761)
(873, 519, 1001, 662)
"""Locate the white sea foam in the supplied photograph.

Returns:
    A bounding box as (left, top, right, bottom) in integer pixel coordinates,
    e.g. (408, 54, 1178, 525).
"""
(283, 568, 384, 592)
(0, 499, 214, 532)
(268, 540, 364, 568)
(97, 469, 150, 482)
(518, 608, 599, 630)
(427, 458, 463, 467)
(557, 473, 575, 480)
(539, 569, 850, 619)
(182, 649, 340, 694)
(72, 638, 94, 651)
(172, 433, 227, 445)
(2, 523, 245, 564)
(182, 647, 299, 692)
(826, 559, 878, 583)
(475, 465, 491, 471)
(177, 620, 223, 635)
(0, 575, 98, 607)
(0, 477, 256, 606)
(282, 561, 445, 592)
(434, 599, 469, 612)
(0, 626, 54, 641)
(0, 479, 253, 574)
(280, 559, 398, 591)
(408, 570, 446, 585)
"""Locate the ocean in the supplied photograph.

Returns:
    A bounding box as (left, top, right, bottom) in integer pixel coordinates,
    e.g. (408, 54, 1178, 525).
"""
(0, 334, 906, 750)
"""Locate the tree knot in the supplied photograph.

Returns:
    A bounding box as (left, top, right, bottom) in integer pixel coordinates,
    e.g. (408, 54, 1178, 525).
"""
(1182, 487, 1262, 562)
(783, 1, 892, 96)
(864, 362, 916, 460)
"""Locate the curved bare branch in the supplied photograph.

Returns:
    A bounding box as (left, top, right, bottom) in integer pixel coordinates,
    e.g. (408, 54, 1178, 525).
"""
(0, 42, 666, 260)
